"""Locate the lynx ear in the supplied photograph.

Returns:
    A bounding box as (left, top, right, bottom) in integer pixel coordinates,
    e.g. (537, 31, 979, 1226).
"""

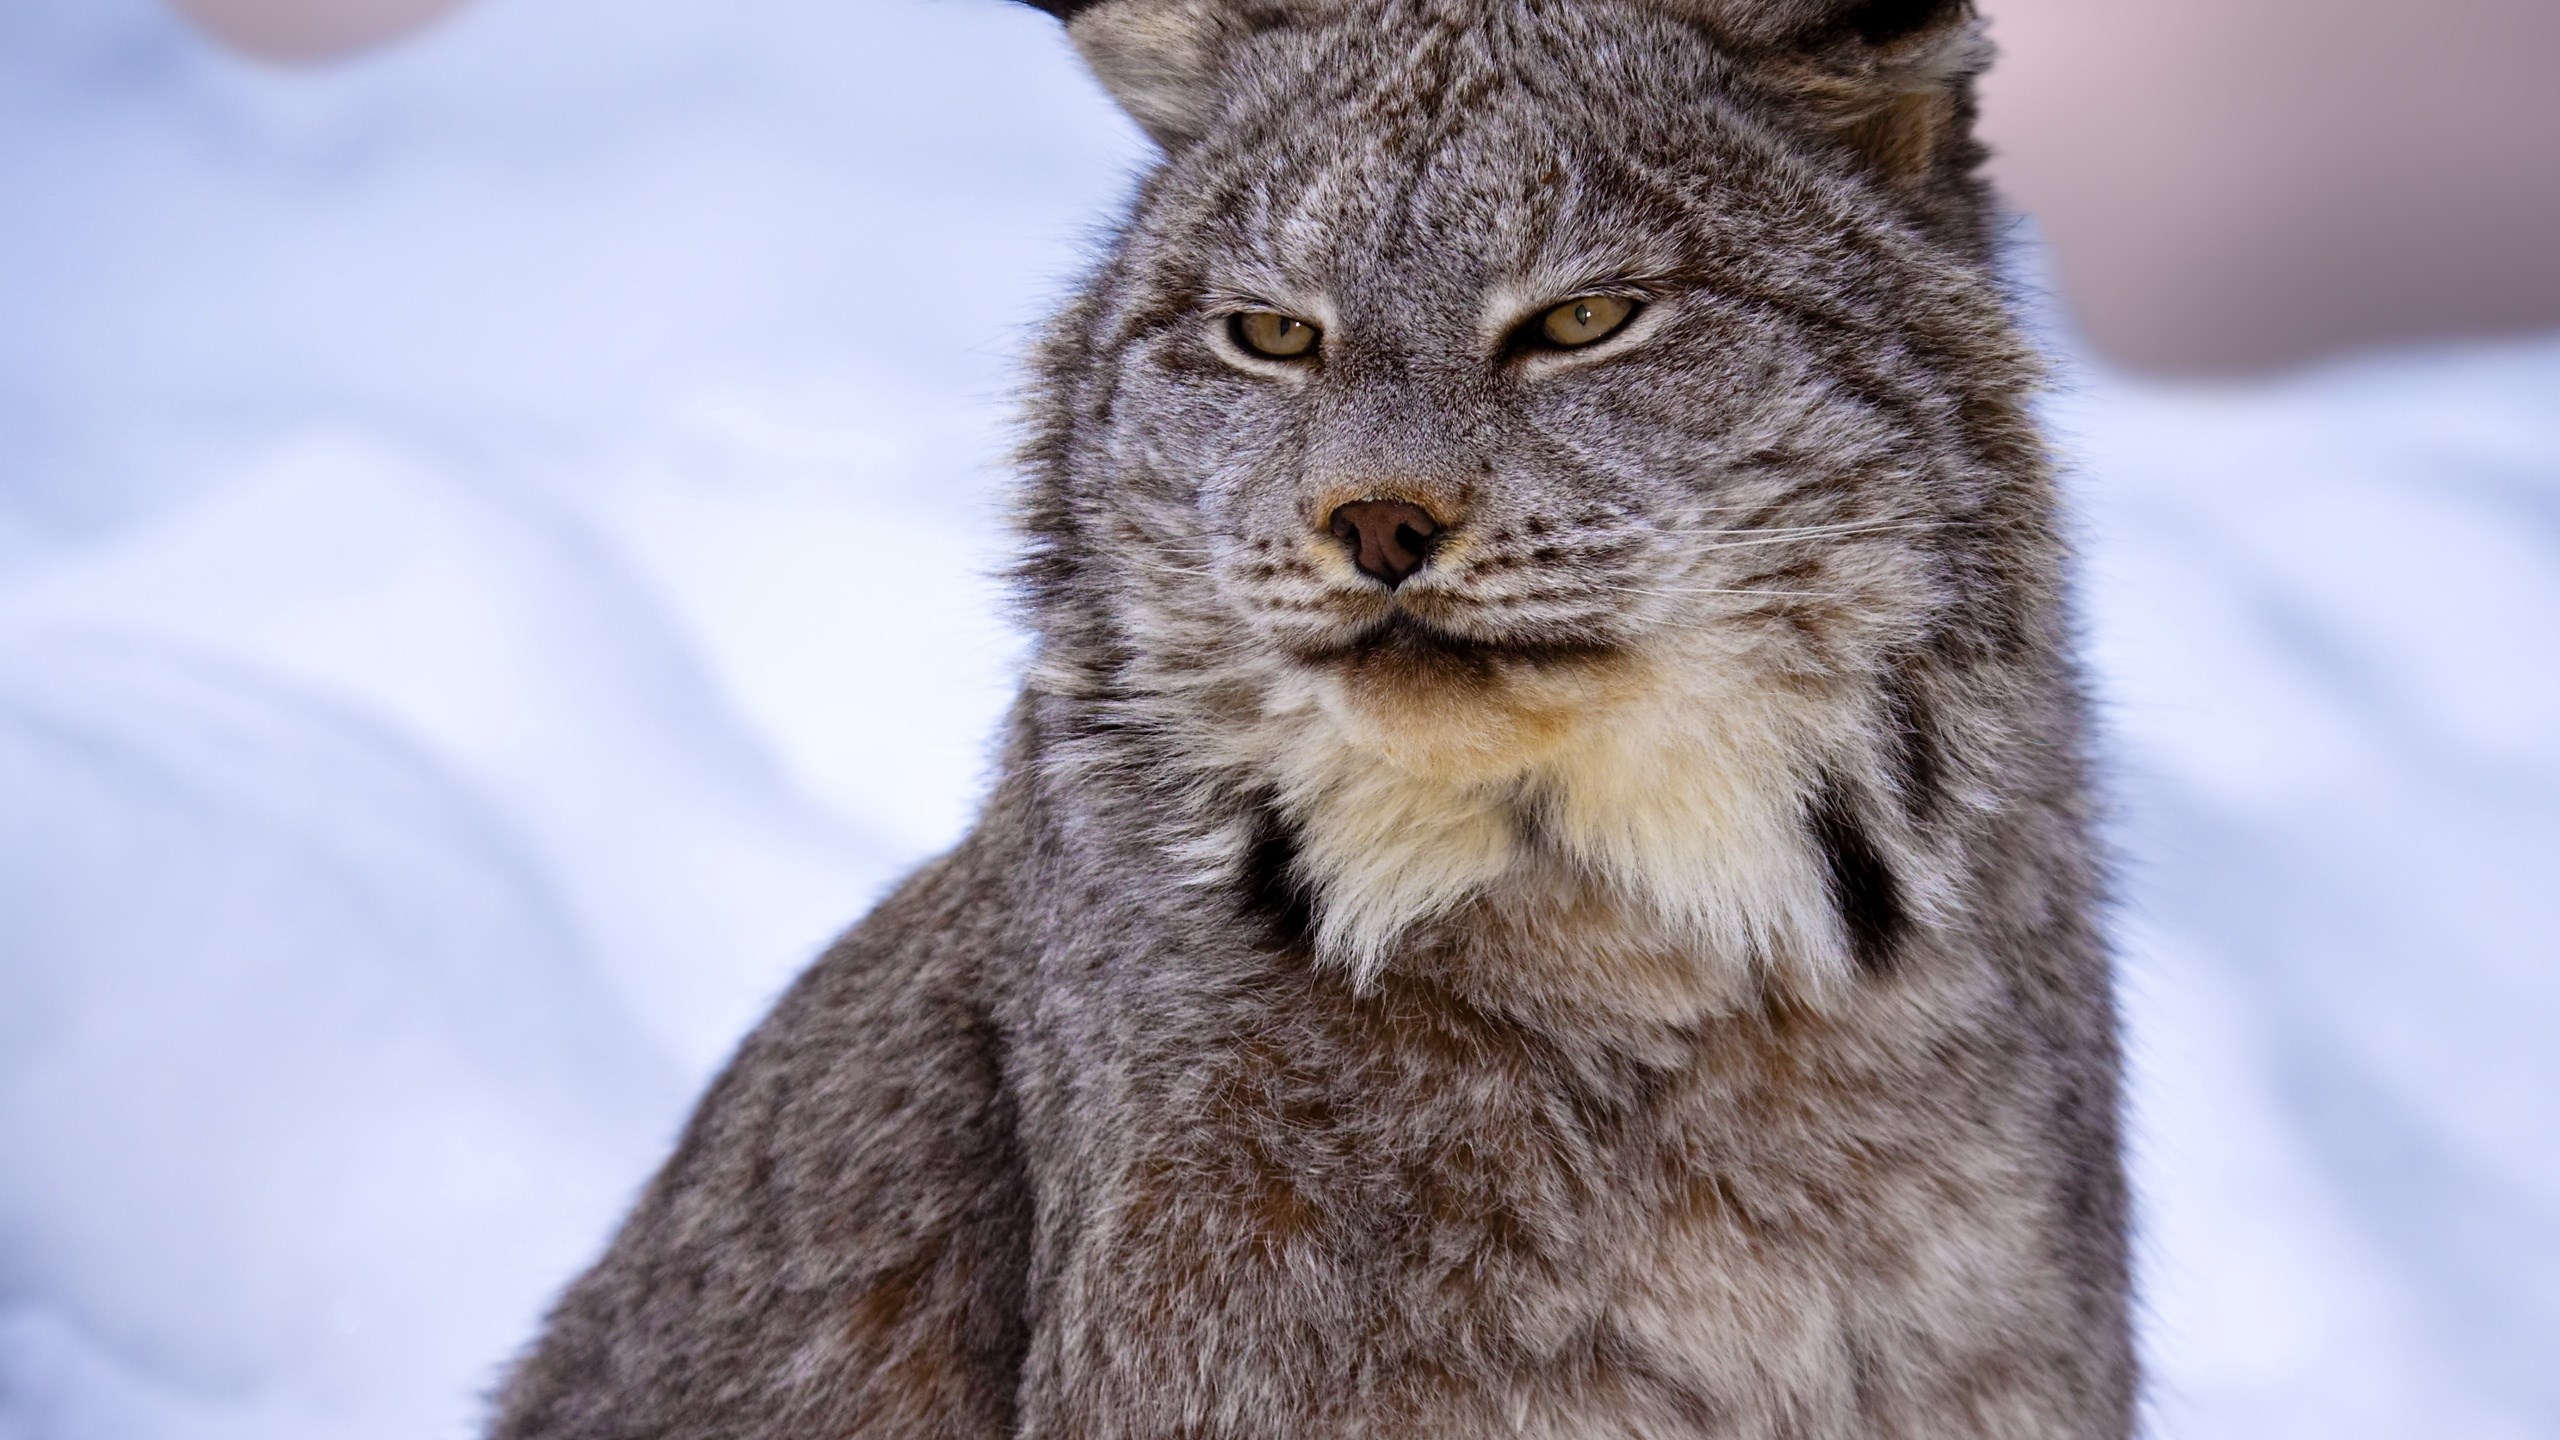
(1019, 0, 1984, 175)
(1666, 0, 1988, 187)
(1014, 0, 1309, 148)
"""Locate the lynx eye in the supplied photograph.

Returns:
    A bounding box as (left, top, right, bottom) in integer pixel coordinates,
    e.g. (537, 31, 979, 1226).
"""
(1231, 310, 1322, 360)
(1536, 294, 1636, 348)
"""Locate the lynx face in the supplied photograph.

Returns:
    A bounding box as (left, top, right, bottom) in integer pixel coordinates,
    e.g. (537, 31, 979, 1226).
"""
(1025, 0, 2038, 987)
(1129, 94, 1898, 670)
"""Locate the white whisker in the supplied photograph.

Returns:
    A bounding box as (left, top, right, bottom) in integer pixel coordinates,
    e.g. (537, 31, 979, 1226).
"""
(1653, 519, 1938, 540)
(1119, 554, 1218, 582)
(1611, 587, 1841, 601)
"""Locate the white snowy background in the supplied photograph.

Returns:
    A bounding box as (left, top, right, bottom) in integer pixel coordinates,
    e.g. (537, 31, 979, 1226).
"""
(1, 0, 2552, 1436)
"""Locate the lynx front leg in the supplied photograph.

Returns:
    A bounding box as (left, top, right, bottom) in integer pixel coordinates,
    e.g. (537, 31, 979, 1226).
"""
(489, 918, 1034, 1440)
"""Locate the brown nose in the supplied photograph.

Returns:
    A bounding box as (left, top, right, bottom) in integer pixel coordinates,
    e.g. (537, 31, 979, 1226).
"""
(1328, 499, 1442, 588)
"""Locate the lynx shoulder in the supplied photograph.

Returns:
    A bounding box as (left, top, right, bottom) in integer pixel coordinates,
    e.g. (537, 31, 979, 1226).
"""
(491, 1, 2135, 1436)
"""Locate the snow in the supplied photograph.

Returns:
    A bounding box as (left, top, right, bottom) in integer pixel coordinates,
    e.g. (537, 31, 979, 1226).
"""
(1, 0, 2551, 1435)
(2059, 342, 2560, 1437)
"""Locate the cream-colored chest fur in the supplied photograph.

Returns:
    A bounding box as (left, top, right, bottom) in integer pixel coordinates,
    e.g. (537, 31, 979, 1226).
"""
(1219, 644, 1869, 1005)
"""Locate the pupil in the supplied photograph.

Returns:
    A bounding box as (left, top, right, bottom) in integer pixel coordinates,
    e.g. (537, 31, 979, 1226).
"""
(1575, 303, 1592, 325)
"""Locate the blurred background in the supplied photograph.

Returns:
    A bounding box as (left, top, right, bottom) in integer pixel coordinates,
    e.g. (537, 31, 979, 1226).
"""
(0, 0, 2552, 1436)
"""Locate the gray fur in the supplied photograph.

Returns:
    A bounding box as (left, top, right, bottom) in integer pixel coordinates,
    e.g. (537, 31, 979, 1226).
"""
(489, 0, 2134, 1434)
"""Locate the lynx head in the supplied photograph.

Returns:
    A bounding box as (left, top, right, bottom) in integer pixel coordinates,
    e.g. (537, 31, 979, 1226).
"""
(1012, 0, 2060, 1001)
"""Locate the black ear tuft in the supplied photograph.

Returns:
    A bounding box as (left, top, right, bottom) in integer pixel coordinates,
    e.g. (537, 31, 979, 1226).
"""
(1833, 0, 1964, 46)
(1013, 0, 1108, 18)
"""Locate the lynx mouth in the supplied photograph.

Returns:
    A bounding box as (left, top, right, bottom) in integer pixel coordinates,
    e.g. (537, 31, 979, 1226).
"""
(1292, 610, 1619, 675)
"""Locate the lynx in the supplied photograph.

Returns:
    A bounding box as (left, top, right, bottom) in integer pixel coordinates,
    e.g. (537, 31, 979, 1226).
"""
(490, 0, 2135, 1435)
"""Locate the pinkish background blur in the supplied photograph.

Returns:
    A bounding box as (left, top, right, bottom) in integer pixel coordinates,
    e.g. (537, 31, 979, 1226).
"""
(1979, 0, 2560, 374)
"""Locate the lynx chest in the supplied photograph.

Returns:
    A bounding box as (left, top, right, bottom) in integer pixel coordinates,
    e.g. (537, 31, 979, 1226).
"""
(1022, 982, 2057, 1439)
